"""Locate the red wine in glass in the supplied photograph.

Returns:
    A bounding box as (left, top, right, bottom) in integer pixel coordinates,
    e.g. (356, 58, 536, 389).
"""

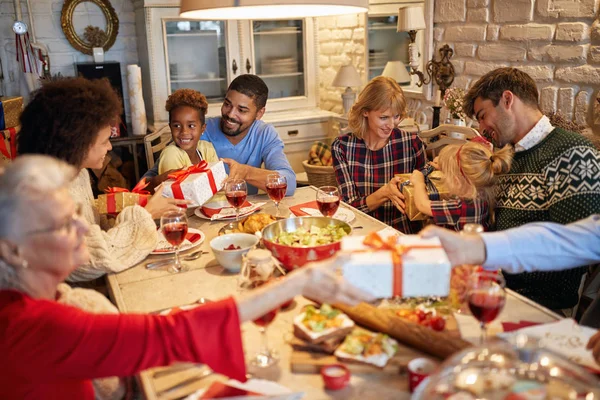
(162, 222, 188, 246)
(226, 190, 247, 208)
(253, 309, 278, 327)
(317, 196, 340, 217)
(468, 290, 506, 323)
(266, 183, 287, 203)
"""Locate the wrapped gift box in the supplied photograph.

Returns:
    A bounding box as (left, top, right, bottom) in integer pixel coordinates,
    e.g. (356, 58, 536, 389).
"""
(162, 160, 228, 207)
(0, 125, 19, 164)
(0, 96, 23, 130)
(341, 232, 451, 298)
(396, 171, 451, 221)
(97, 179, 151, 215)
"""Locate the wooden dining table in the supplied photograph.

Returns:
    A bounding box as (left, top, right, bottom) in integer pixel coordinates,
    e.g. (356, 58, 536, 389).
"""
(106, 186, 561, 400)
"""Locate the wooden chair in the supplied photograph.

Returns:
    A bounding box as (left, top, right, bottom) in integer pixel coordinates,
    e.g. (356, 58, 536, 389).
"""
(418, 124, 481, 158)
(143, 124, 173, 169)
(302, 160, 338, 188)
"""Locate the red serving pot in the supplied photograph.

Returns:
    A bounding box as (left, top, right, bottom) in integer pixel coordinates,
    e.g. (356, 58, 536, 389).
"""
(261, 217, 352, 271)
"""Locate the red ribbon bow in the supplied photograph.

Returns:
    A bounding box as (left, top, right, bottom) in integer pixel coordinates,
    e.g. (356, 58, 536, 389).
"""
(167, 161, 217, 206)
(362, 232, 441, 297)
(103, 178, 150, 213)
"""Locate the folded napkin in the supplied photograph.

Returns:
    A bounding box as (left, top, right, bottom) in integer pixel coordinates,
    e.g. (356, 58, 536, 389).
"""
(289, 200, 319, 217)
(155, 232, 200, 253)
(208, 202, 266, 221)
(201, 200, 252, 217)
(501, 320, 540, 332)
(498, 319, 600, 372)
(185, 378, 303, 400)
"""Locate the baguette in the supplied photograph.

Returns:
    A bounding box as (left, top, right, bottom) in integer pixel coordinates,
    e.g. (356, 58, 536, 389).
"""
(334, 302, 470, 359)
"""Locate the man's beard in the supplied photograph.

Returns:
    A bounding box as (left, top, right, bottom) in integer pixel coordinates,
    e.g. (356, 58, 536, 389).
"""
(220, 116, 245, 137)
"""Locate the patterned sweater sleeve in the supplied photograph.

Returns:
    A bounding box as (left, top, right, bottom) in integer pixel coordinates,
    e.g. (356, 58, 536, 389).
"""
(545, 143, 600, 224)
(331, 137, 369, 213)
(67, 170, 158, 282)
(430, 198, 463, 227)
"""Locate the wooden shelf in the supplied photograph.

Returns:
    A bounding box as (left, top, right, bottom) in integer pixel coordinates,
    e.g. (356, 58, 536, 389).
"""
(368, 25, 396, 31)
(259, 72, 304, 79)
(254, 30, 301, 36)
(166, 32, 221, 37)
(170, 77, 225, 83)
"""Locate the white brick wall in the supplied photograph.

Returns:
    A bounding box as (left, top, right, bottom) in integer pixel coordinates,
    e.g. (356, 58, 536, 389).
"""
(433, 0, 600, 136)
(0, 0, 138, 120)
(316, 15, 366, 114)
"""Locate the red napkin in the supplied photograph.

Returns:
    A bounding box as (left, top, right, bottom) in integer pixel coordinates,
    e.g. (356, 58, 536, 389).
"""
(289, 200, 319, 217)
(501, 320, 541, 332)
(186, 232, 201, 243)
(200, 381, 261, 398)
(201, 201, 252, 217)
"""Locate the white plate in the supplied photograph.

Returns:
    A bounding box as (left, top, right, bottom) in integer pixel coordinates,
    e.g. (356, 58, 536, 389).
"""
(194, 200, 261, 221)
(297, 207, 355, 224)
(152, 227, 205, 255)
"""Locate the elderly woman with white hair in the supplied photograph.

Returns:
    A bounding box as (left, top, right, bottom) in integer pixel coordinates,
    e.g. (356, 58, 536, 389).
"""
(0, 155, 373, 400)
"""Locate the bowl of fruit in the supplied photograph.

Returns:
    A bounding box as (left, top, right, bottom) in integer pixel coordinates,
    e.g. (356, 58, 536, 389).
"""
(210, 233, 259, 272)
(261, 217, 351, 271)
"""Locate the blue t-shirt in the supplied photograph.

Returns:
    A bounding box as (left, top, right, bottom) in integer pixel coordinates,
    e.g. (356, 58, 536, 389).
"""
(143, 117, 296, 196)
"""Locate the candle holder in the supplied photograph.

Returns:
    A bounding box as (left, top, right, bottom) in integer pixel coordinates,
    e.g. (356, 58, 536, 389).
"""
(432, 106, 442, 129)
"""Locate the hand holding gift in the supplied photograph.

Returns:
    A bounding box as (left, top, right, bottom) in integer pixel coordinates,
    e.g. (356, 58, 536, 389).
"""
(162, 160, 228, 207)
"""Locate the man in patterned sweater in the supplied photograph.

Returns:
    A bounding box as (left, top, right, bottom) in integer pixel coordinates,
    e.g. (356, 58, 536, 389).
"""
(463, 67, 600, 311)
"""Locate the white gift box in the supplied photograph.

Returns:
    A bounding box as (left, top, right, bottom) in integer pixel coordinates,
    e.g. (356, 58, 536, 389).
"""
(162, 161, 228, 207)
(341, 234, 451, 298)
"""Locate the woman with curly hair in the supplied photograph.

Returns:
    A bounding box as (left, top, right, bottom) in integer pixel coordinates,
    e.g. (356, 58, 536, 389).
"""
(17, 77, 187, 282)
(157, 88, 218, 174)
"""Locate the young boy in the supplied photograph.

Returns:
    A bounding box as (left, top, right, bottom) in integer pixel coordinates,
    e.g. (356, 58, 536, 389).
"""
(158, 89, 218, 174)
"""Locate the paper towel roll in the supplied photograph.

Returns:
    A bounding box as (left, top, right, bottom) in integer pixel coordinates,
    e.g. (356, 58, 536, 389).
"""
(127, 65, 147, 136)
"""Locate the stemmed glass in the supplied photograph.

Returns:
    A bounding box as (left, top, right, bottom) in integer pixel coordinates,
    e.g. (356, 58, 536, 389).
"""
(467, 271, 506, 344)
(316, 186, 340, 217)
(160, 209, 189, 273)
(266, 173, 287, 217)
(239, 254, 279, 368)
(224, 178, 248, 223)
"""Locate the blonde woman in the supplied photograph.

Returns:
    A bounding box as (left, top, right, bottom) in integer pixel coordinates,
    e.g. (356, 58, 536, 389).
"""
(331, 76, 427, 234)
(410, 142, 513, 231)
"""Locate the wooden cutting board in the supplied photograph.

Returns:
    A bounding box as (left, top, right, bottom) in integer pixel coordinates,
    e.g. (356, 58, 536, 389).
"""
(290, 311, 460, 374)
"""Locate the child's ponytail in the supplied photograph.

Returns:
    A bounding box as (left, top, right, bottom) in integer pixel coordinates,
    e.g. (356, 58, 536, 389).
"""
(489, 145, 512, 176)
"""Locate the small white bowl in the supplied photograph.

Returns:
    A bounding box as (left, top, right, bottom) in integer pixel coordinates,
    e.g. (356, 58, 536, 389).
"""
(210, 233, 259, 272)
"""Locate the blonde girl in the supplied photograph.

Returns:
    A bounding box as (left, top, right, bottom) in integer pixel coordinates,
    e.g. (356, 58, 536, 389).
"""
(410, 142, 512, 231)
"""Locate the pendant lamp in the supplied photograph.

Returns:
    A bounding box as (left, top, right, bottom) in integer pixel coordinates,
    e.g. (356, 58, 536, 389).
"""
(180, 0, 369, 20)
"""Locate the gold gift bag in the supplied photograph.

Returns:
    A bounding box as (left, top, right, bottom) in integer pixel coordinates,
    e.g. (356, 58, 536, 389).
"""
(396, 172, 451, 221)
(0, 97, 24, 130)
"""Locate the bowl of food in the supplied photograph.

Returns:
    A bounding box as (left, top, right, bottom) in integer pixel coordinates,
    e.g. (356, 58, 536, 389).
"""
(210, 233, 259, 272)
(262, 217, 351, 271)
(218, 213, 281, 236)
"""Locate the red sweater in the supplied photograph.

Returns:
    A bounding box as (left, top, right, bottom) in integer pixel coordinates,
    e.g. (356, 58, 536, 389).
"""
(0, 290, 246, 400)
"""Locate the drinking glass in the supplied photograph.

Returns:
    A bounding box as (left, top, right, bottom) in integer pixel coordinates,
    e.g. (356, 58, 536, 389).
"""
(266, 173, 287, 216)
(160, 210, 189, 273)
(467, 271, 506, 344)
(316, 186, 340, 217)
(225, 178, 247, 222)
(239, 255, 279, 368)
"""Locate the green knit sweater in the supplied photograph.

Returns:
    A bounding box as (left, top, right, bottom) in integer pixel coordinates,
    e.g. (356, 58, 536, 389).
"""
(495, 127, 600, 310)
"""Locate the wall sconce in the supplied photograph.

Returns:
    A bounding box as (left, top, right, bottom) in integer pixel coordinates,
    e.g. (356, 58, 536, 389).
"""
(397, 6, 455, 94)
(381, 61, 411, 85)
(332, 64, 363, 116)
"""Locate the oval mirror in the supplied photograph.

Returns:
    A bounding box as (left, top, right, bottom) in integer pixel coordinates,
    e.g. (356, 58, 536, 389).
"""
(61, 0, 119, 56)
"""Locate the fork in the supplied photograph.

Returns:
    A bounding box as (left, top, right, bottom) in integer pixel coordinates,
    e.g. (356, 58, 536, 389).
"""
(146, 250, 209, 270)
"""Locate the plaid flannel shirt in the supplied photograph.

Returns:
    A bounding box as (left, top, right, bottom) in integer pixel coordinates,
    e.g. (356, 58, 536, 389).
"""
(332, 128, 427, 234)
(430, 197, 490, 231)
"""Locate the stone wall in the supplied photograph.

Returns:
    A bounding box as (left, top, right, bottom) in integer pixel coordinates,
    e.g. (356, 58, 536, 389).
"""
(434, 0, 600, 135)
(317, 14, 367, 114)
(0, 0, 139, 119)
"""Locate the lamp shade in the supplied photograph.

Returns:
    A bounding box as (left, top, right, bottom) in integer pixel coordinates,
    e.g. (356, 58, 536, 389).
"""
(332, 64, 362, 88)
(381, 61, 411, 84)
(396, 6, 426, 32)
(180, 0, 369, 19)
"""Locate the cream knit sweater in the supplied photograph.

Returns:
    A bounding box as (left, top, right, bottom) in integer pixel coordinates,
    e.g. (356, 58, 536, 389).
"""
(67, 169, 157, 282)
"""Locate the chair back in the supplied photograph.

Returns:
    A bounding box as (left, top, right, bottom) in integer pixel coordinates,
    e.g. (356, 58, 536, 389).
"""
(144, 124, 173, 169)
(302, 160, 338, 188)
(418, 124, 480, 158)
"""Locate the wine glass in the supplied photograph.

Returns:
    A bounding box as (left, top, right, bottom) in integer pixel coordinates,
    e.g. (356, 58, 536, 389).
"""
(239, 251, 279, 368)
(160, 209, 189, 273)
(316, 186, 340, 217)
(467, 271, 506, 344)
(266, 173, 287, 216)
(225, 178, 247, 223)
